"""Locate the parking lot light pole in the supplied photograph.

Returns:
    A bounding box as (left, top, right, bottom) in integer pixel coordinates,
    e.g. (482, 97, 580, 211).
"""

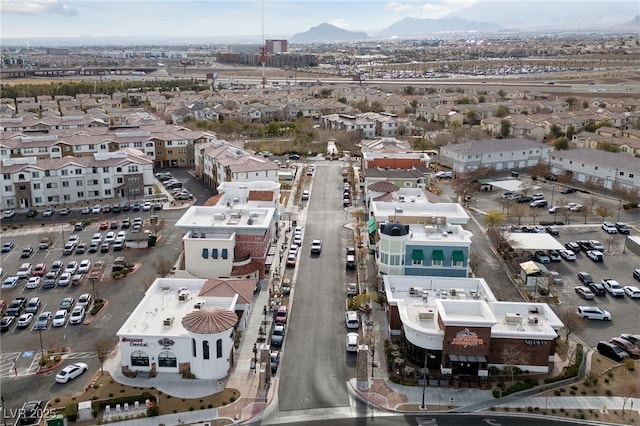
(617, 199, 622, 222)
(421, 351, 428, 409)
(38, 328, 45, 369)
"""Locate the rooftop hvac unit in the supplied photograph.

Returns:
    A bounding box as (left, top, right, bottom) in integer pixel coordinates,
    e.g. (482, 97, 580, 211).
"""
(163, 317, 174, 327)
(409, 287, 423, 296)
(233, 197, 240, 204)
(528, 315, 539, 324)
(214, 214, 226, 220)
(230, 212, 242, 219)
(505, 313, 523, 323)
(418, 309, 435, 320)
(178, 290, 189, 301)
(194, 301, 204, 309)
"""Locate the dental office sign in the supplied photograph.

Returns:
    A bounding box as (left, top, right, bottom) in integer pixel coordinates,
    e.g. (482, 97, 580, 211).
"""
(121, 337, 148, 347)
(452, 328, 484, 348)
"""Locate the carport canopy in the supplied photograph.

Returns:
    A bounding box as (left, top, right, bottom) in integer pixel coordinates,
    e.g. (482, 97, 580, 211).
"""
(487, 180, 541, 192)
(506, 233, 565, 250)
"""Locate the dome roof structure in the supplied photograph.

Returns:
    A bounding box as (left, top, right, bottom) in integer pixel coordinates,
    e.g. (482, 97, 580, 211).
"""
(181, 308, 237, 334)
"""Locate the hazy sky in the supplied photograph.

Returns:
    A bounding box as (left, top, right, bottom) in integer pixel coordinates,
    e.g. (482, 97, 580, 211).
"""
(1, 0, 631, 41)
(1, 0, 495, 40)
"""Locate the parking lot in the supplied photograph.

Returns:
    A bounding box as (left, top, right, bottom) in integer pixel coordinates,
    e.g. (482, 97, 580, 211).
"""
(467, 177, 640, 348)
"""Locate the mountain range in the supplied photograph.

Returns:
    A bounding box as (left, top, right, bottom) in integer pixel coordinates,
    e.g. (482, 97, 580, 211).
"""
(291, 1, 640, 43)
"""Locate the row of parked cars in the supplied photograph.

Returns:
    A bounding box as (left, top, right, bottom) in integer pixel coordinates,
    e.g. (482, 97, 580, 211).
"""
(1, 293, 93, 333)
(597, 334, 640, 362)
(575, 270, 640, 301)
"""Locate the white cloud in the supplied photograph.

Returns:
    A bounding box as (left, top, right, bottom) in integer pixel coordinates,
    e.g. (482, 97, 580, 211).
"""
(0, 0, 78, 16)
(386, 0, 480, 19)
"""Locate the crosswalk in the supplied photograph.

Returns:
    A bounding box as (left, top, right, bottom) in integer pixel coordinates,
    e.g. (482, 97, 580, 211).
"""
(0, 350, 95, 378)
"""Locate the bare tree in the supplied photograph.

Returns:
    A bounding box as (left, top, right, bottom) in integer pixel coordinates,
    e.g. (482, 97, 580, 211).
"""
(529, 207, 542, 225)
(581, 196, 598, 224)
(509, 204, 528, 225)
(518, 180, 533, 196)
(605, 235, 619, 254)
(153, 255, 175, 277)
(501, 344, 527, 383)
(94, 335, 116, 375)
(594, 205, 613, 221)
(557, 307, 585, 341)
(468, 250, 481, 276)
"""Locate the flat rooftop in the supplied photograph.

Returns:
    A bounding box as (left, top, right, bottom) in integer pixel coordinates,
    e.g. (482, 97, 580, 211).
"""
(372, 201, 470, 225)
(117, 278, 237, 338)
(384, 275, 562, 340)
(175, 206, 275, 230)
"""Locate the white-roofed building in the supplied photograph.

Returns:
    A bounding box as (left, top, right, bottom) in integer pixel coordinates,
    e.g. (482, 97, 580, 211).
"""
(117, 277, 257, 380)
(384, 275, 563, 379)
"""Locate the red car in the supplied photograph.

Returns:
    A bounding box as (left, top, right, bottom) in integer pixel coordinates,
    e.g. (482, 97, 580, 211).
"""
(33, 263, 47, 277)
(275, 306, 288, 324)
(610, 337, 640, 359)
(99, 222, 109, 230)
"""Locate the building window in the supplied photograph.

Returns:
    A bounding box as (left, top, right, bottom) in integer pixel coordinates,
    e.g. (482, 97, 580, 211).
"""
(380, 252, 388, 265)
(216, 339, 223, 358)
(203, 341, 210, 360)
(131, 350, 150, 367)
(390, 254, 400, 266)
(411, 249, 424, 265)
(221, 249, 228, 259)
(32, 171, 39, 178)
(630, 174, 634, 178)
(192, 338, 196, 357)
(212, 248, 218, 259)
(432, 250, 444, 267)
(158, 351, 177, 368)
(619, 171, 624, 176)
(202, 248, 209, 258)
(452, 250, 465, 267)
(33, 183, 40, 190)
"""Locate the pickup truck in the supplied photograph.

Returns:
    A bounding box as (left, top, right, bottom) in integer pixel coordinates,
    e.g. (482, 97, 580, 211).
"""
(7, 297, 27, 316)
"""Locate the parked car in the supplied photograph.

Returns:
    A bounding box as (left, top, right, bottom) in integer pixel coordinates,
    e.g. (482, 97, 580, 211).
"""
(1, 241, 15, 252)
(615, 222, 630, 234)
(2, 276, 19, 288)
(597, 341, 629, 362)
(58, 273, 71, 287)
(545, 226, 559, 236)
(52, 309, 68, 327)
(589, 240, 604, 251)
(301, 190, 310, 200)
(578, 271, 593, 285)
(559, 249, 576, 261)
(26, 276, 41, 289)
(34, 311, 51, 330)
(270, 351, 280, 374)
(16, 313, 34, 328)
(547, 250, 561, 262)
(75, 243, 87, 254)
(574, 286, 595, 300)
(32, 263, 46, 277)
(77, 293, 92, 309)
(65, 261, 78, 275)
(0, 315, 15, 332)
(517, 196, 533, 203)
(17, 400, 43, 425)
(59, 297, 75, 312)
(274, 305, 288, 325)
(565, 242, 581, 252)
(59, 207, 70, 215)
(55, 362, 88, 383)
(587, 282, 606, 296)
(25, 297, 41, 313)
(601, 221, 618, 234)
(620, 334, 640, 347)
(634, 269, 640, 282)
(534, 250, 550, 264)
(601, 278, 624, 297)
(271, 324, 285, 346)
(346, 332, 360, 353)
(623, 285, 640, 299)
(20, 247, 34, 258)
(560, 187, 577, 194)
(532, 193, 545, 201)
(69, 306, 85, 325)
(286, 254, 296, 268)
(577, 306, 611, 321)
(42, 208, 55, 217)
(586, 250, 604, 262)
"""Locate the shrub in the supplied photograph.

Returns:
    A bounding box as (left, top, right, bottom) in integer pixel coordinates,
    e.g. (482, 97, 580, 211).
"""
(147, 405, 159, 417)
(606, 389, 613, 396)
(554, 390, 561, 396)
(625, 358, 635, 371)
(65, 403, 78, 422)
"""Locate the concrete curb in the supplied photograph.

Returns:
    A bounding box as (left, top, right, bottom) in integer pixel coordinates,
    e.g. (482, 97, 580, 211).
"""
(83, 298, 110, 325)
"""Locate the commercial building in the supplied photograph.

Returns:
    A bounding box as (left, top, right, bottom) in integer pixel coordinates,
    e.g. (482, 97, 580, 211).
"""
(384, 275, 563, 380)
(117, 277, 257, 379)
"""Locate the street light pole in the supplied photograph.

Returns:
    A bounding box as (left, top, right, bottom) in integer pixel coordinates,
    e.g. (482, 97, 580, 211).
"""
(421, 350, 428, 409)
(38, 328, 45, 369)
(617, 199, 622, 222)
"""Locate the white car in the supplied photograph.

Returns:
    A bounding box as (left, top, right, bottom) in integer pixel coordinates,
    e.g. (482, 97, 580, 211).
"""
(577, 306, 611, 321)
(589, 240, 604, 251)
(601, 221, 617, 234)
(623, 285, 640, 299)
(69, 306, 85, 325)
(558, 249, 576, 261)
(346, 332, 359, 352)
(104, 232, 115, 244)
(586, 250, 603, 262)
(2, 209, 16, 218)
(78, 259, 91, 274)
(143, 202, 151, 211)
(77, 293, 92, 309)
(91, 204, 102, 214)
(26, 276, 41, 289)
(52, 310, 68, 327)
(42, 208, 55, 217)
(602, 279, 625, 297)
(16, 313, 34, 328)
(55, 362, 88, 383)
(65, 261, 78, 275)
(58, 273, 72, 287)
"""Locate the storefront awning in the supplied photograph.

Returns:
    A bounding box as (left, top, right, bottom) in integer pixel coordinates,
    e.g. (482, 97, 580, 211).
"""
(368, 217, 376, 234)
(432, 250, 444, 261)
(448, 354, 487, 363)
(452, 250, 464, 262)
(412, 249, 424, 261)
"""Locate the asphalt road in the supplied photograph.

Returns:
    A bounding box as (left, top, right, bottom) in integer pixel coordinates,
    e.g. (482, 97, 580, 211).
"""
(277, 161, 356, 412)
